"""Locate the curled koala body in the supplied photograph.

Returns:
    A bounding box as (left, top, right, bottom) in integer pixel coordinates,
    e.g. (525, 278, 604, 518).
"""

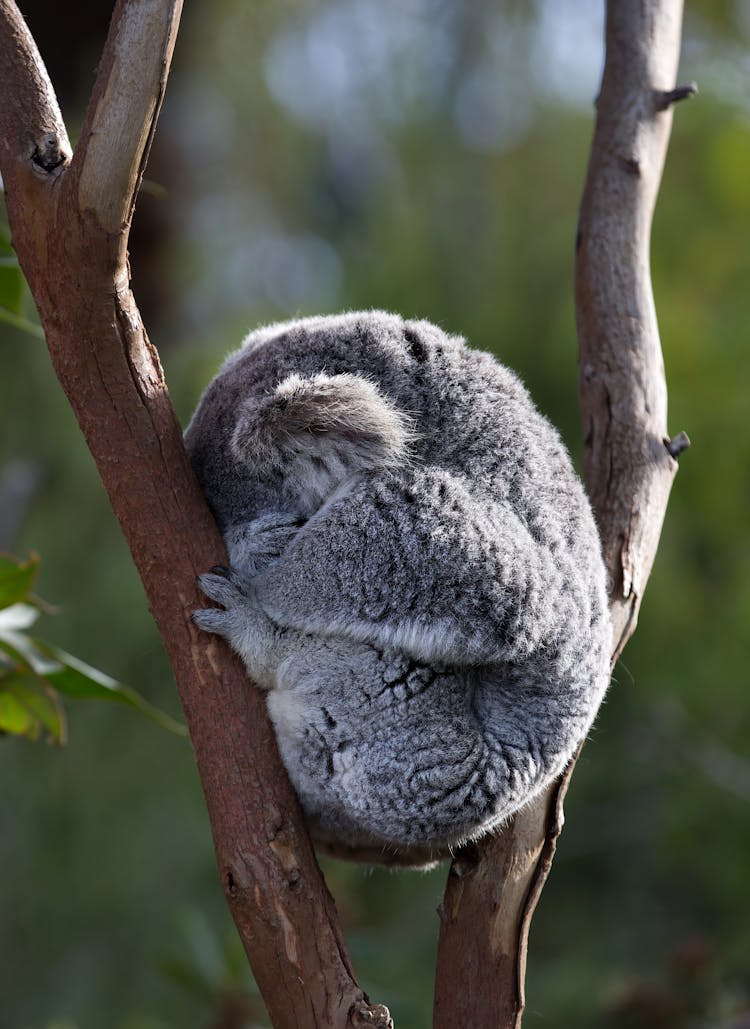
(186, 311, 611, 864)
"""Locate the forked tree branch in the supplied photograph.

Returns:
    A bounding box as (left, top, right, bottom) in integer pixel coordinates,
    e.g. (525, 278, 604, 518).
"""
(433, 3, 690, 1026)
(0, 1, 388, 1025)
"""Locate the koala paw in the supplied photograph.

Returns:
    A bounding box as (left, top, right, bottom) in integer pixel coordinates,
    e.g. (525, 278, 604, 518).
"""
(225, 512, 305, 577)
(194, 569, 283, 689)
(193, 570, 249, 638)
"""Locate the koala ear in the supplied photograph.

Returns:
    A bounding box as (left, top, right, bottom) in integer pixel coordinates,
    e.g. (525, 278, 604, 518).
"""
(231, 373, 416, 475)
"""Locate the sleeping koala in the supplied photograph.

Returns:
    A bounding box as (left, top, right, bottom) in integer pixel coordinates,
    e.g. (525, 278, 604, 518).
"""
(186, 311, 611, 865)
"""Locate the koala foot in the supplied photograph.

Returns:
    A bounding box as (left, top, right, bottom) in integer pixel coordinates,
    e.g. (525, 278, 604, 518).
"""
(193, 570, 249, 635)
(194, 570, 285, 688)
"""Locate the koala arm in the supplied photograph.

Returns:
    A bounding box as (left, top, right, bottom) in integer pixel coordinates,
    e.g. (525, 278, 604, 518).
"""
(250, 466, 581, 668)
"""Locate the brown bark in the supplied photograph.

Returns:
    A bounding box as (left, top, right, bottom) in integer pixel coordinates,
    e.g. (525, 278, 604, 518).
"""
(576, 1, 692, 659)
(432, 3, 691, 1026)
(0, 1, 389, 1025)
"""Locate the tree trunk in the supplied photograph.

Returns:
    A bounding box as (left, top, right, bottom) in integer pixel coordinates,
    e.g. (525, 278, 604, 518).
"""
(0, 1, 390, 1025)
(433, 3, 691, 1026)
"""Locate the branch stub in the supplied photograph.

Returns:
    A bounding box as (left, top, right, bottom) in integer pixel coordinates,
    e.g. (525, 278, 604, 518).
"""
(655, 81, 698, 110)
(665, 431, 691, 459)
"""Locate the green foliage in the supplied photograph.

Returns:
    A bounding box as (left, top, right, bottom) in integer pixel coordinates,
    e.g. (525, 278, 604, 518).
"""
(0, 550, 39, 606)
(0, 554, 186, 742)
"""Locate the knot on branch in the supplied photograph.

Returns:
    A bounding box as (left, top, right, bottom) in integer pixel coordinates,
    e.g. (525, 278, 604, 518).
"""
(350, 1000, 394, 1028)
(31, 132, 67, 173)
(664, 431, 691, 460)
(620, 156, 642, 177)
(655, 82, 698, 111)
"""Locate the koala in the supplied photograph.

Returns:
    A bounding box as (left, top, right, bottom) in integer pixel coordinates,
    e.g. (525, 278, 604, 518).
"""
(186, 311, 611, 865)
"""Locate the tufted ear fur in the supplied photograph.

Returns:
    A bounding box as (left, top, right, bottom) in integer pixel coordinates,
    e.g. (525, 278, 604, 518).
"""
(231, 373, 416, 510)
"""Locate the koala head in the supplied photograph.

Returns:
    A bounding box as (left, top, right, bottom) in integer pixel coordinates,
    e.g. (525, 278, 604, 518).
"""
(230, 371, 416, 514)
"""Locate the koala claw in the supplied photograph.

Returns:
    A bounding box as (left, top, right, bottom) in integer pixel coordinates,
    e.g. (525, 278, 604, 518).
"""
(194, 571, 249, 642)
(192, 606, 231, 635)
(197, 570, 248, 607)
(194, 568, 282, 688)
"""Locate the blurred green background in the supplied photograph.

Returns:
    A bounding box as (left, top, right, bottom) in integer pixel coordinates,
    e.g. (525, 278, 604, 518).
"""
(1, 1, 749, 1027)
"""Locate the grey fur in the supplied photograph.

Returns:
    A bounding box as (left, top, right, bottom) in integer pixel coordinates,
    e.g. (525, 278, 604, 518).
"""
(186, 311, 611, 863)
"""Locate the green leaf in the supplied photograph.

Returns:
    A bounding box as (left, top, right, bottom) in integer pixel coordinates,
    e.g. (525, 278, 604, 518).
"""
(0, 629, 186, 738)
(0, 623, 62, 676)
(0, 553, 40, 610)
(0, 603, 40, 632)
(33, 640, 188, 737)
(0, 688, 37, 737)
(0, 554, 186, 738)
(0, 668, 65, 742)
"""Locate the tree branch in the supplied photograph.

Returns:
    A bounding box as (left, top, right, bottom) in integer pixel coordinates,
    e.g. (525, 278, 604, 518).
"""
(576, 0, 690, 659)
(0, 0, 70, 167)
(72, 0, 181, 233)
(433, 3, 689, 1026)
(0, 1, 382, 1024)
